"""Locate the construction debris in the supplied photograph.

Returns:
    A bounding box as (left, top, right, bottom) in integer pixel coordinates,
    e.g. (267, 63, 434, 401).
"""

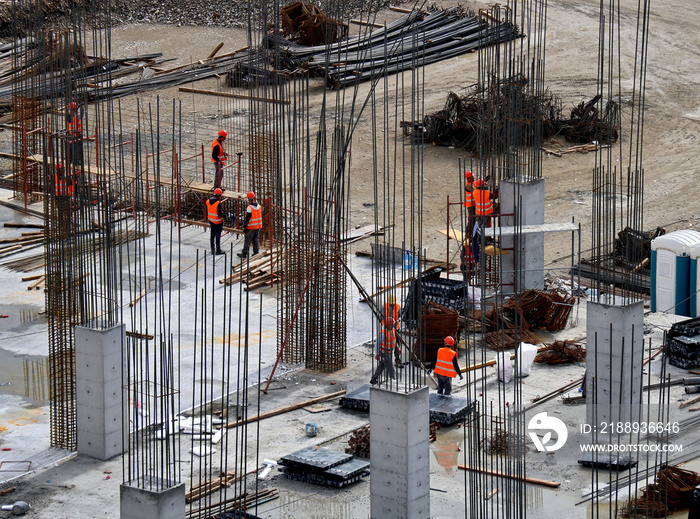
(280, 2, 348, 46)
(416, 302, 459, 364)
(345, 425, 370, 458)
(622, 465, 700, 517)
(534, 340, 586, 364)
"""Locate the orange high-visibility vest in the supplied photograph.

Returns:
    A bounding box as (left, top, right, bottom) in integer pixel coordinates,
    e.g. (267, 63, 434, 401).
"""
(379, 328, 396, 354)
(246, 204, 262, 229)
(55, 172, 73, 196)
(434, 347, 457, 377)
(384, 303, 400, 325)
(211, 138, 225, 163)
(67, 113, 81, 137)
(473, 189, 493, 215)
(464, 182, 474, 208)
(206, 198, 223, 224)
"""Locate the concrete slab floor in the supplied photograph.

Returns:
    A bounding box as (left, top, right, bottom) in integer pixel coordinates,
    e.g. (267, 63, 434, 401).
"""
(1, 188, 700, 517)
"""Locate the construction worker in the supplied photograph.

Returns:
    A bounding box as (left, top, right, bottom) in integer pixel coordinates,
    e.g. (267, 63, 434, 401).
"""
(211, 130, 228, 189)
(237, 191, 262, 258)
(206, 188, 225, 255)
(428, 336, 463, 396)
(471, 178, 495, 265)
(383, 294, 403, 366)
(370, 317, 397, 385)
(463, 170, 475, 235)
(66, 101, 83, 167)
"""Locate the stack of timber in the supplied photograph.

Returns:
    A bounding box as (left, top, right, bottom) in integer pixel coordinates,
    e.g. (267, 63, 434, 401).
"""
(534, 340, 586, 364)
(186, 471, 237, 503)
(220, 250, 282, 290)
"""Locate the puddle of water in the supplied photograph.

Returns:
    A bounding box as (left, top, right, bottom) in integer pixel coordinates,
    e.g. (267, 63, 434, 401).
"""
(0, 349, 48, 404)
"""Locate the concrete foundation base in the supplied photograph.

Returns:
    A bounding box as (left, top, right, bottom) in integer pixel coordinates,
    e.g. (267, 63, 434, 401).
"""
(120, 481, 185, 519)
(585, 298, 644, 430)
(75, 323, 126, 460)
(500, 178, 545, 293)
(370, 386, 430, 519)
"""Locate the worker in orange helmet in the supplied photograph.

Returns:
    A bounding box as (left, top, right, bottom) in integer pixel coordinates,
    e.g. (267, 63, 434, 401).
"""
(211, 129, 228, 189)
(471, 178, 496, 265)
(66, 101, 83, 168)
(370, 317, 397, 385)
(428, 336, 463, 395)
(463, 169, 475, 232)
(237, 191, 262, 258)
(383, 294, 403, 367)
(205, 188, 225, 255)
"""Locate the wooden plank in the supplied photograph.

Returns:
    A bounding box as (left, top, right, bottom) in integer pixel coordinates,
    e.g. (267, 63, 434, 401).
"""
(223, 390, 346, 429)
(179, 87, 291, 105)
(459, 464, 560, 488)
(679, 395, 700, 409)
(207, 42, 225, 60)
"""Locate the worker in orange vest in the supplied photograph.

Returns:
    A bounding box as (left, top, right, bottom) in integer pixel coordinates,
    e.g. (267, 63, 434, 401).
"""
(428, 336, 463, 395)
(383, 294, 403, 367)
(370, 317, 397, 385)
(463, 170, 475, 236)
(211, 129, 228, 189)
(205, 188, 225, 255)
(66, 101, 83, 167)
(237, 191, 262, 258)
(471, 178, 495, 265)
(54, 163, 74, 198)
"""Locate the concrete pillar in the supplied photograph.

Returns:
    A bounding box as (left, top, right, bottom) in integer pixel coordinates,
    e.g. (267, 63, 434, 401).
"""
(75, 323, 126, 460)
(585, 298, 644, 430)
(500, 178, 545, 293)
(120, 482, 185, 519)
(370, 386, 430, 519)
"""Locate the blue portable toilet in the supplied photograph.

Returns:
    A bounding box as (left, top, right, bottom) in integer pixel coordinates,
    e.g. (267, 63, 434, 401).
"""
(651, 230, 700, 316)
(691, 246, 700, 318)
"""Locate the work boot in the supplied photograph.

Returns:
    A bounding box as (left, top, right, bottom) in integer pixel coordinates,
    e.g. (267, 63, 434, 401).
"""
(211, 247, 215, 256)
(237, 251, 248, 258)
(369, 377, 377, 385)
(215, 248, 225, 255)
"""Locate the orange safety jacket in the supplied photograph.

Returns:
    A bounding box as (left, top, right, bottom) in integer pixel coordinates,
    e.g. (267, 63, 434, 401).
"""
(383, 303, 400, 325)
(434, 347, 458, 378)
(211, 138, 225, 164)
(473, 188, 493, 215)
(246, 204, 262, 229)
(464, 182, 474, 208)
(67, 113, 81, 137)
(206, 198, 223, 224)
(379, 328, 396, 354)
(55, 172, 73, 196)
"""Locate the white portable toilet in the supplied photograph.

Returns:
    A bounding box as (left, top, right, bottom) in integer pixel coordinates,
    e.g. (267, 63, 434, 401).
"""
(691, 246, 700, 318)
(651, 230, 700, 316)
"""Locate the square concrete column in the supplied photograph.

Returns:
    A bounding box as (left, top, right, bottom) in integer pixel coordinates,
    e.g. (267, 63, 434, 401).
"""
(500, 178, 545, 292)
(585, 298, 644, 429)
(370, 386, 430, 519)
(75, 323, 126, 460)
(121, 481, 185, 519)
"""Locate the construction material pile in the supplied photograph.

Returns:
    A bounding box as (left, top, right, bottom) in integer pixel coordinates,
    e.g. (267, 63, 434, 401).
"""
(406, 84, 620, 153)
(220, 250, 282, 290)
(622, 465, 700, 518)
(534, 340, 586, 364)
(270, 7, 519, 89)
(345, 425, 370, 458)
(478, 289, 574, 350)
(280, 2, 348, 46)
(403, 268, 470, 329)
(416, 301, 459, 363)
(279, 446, 370, 488)
(614, 226, 665, 268)
(666, 317, 700, 369)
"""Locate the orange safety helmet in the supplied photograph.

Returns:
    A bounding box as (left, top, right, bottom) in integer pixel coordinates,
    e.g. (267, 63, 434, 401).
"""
(247, 191, 255, 199)
(464, 170, 473, 180)
(473, 179, 484, 188)
(68, 101, 77, 111)
(444, 336, 455, 346)
(218, 129, 227, 138)
(384, 317, 395, 328)
(214, 188, 223, 195)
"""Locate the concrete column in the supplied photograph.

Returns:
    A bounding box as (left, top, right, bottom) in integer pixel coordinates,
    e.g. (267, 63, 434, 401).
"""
(500, 178, 545, 293)
(75, 323, 126, 460)
(585, 298, 644, 430)
(120, 482, 185, 519)
(370, 386, 430, 519)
